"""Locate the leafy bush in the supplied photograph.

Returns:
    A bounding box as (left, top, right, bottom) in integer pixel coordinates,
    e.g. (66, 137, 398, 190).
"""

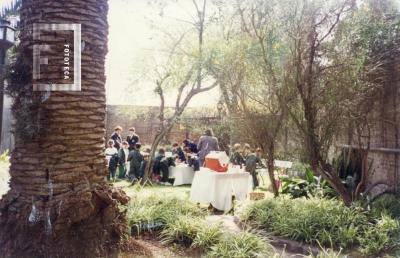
(280, 168, 335, 199)
(126, 192, 206, 234)
(206, 231, 273, 258)
(370, 193, 400, 219)
(358, 215, 399, 255)
(127, 192, 274, 257)
(242, 197, 367, 248)
(161, 215, 222, 249)
(240, 196, 400, 255)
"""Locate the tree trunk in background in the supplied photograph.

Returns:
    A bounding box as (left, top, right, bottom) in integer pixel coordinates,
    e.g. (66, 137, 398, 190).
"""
(0, 1, 129, 257)
(266, 143, 279, 197)
(142, 126, 171, 184)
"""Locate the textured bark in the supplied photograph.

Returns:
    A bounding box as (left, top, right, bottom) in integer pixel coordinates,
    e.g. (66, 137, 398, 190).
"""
(0, 1, 129, 257)
(266, 144, 279, 197)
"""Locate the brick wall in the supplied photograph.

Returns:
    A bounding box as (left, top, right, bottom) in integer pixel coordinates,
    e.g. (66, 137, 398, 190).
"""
(340, 55, 400, 190)
(105, 105, 205, 146)
(365, 56, 400, 189)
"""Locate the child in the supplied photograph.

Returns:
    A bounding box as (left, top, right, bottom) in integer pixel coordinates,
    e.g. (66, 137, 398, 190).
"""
(127, 127, 140, 151)
(153, 148, 172, 185)
(139, 152, 150, 180)
(172, 142, 186, 163)
(183, 139, 198, 153)
(105, 139, 118, 181)
(128, 143, 143, 183)
(230, 143, 245, 167)
(185, 147, 200, 172)
(118, 141, 129, 179)
(110, 126, 123, 150)
(244, 146, 264, 189)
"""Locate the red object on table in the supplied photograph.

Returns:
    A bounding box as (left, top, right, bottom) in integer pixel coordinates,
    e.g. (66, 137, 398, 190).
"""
(205, 158, 228, 172)
(204, 151, 229, 172)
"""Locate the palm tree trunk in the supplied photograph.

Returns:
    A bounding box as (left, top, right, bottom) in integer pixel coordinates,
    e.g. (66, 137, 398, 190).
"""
(0, 1, 129, 257)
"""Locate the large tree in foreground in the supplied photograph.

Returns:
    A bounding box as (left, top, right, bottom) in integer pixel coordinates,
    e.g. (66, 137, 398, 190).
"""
(0, 0, 128, 257)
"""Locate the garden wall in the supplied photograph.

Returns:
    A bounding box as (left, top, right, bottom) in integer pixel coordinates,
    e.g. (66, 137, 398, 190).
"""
(340, 54, 400, 192)
(105, 105, 205, 146)
(365, 56, 400, 190)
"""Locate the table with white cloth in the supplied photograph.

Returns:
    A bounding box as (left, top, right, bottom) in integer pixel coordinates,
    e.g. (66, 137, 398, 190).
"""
(168, 164, 195, 186)
(190, 167, 253, 212)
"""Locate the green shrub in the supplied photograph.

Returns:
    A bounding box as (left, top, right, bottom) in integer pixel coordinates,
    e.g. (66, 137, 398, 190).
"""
(358, 215, 400, 255)
(192, 222, 224, 250)
(280, 168, 336, 199)
(206, 231, 273, 258)
(126, 190, 276, 257)
(160, 215, 222, 250)
(241, 197, 367, 248)
(126, 192, 206, 234)
(241, 196, 400, 255)
(371, 193, 400, 219)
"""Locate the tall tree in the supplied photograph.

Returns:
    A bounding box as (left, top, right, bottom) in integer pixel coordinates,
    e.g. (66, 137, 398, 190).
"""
(0, 0, 128, 257)
(141, 0, 219, 183)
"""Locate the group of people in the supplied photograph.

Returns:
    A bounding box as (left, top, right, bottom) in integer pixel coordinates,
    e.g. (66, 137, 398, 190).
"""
(105, 126, 221, 185)
(105, 126, 149, 183)
(229, 143, 265, 189)
(105, 126, 264, 189)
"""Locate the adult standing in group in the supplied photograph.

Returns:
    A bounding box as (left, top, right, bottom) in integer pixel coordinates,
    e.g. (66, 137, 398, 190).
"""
(127, 127, 140, 151)
(111, 126, 123, 150)
(197, 128, 219, 166)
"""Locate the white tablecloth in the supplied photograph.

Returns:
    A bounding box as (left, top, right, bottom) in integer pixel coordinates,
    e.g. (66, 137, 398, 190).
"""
(169, 165, 195, 186)
(190, 168, 252, 212)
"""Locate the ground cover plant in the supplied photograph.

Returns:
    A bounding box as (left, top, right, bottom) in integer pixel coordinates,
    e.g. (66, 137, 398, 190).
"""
(126, 186, 206, 234)
(240, 196, 400, 256)
(125, 184, 275, 257)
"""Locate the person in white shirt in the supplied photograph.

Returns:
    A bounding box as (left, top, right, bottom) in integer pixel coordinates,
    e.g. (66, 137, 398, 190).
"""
(105, 139, 118, 181)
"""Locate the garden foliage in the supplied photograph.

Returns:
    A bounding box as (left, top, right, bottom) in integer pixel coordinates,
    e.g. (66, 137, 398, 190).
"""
(240, 197, 400, 255)
(126, 189, 274, 257)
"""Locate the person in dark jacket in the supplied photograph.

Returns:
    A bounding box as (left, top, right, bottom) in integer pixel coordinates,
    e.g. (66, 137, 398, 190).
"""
(127, 127, 140, 151)
(153, 148, 175, 185)
(128, 143, 143, 182)
(111, 126, 123, 150)
(183, 139, 198, 153)
(244, 146, 265, 189)
(108, 154, 119, 181)
(118, 141, 129, 179)
(230, 143, 245, 167)
(185, 147, 200, 172)
(172, 143, 186, 163)
(139, 152, 149, 179)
